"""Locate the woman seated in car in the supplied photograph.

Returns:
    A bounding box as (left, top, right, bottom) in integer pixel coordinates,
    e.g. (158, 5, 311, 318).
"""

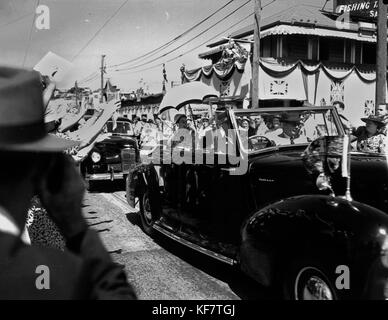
(352, 115, 386, 154)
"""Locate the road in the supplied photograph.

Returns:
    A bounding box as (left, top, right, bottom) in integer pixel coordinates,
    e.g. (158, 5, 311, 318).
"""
(84, 181, 274, 300)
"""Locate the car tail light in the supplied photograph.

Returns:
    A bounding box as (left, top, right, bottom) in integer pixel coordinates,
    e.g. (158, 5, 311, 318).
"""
(122, 148, 136, 172)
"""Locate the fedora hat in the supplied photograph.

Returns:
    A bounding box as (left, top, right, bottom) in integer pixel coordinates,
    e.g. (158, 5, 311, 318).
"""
(0, 67, 79, 152)
(361, 115, 385, 127)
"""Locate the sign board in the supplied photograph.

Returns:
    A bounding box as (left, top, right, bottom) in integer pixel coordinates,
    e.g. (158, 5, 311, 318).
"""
(335, 0, 382, 19)
(335, 0, 380, 19)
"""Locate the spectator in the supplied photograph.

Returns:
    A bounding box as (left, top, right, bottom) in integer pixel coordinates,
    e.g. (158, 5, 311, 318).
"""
(377, 103, 388, 117)
(0, 67, 136, 299)
(352, 115, 386, 154)
(333, 101, 352, 133)
(198, 117, 210, 140)
(377, 103, 388, 135)
(132, 116, 143, 139)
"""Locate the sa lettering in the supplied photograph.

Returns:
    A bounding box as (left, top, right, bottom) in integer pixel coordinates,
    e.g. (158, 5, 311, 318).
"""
(335, 265, 350, 290)
(35, 265, 50, 290)
(35, 5, 50, 30)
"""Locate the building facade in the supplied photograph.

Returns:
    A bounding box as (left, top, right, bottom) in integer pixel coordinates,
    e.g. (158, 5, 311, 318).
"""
(183, 1, 388, 127)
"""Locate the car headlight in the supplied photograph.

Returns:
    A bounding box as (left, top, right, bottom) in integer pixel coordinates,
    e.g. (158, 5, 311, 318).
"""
(91, 152, 101, 163)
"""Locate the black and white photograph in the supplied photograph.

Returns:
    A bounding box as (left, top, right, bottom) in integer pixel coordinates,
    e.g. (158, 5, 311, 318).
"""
(1, 0, 388, 308)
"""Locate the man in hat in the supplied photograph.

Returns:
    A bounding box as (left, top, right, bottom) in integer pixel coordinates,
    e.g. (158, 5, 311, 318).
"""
(0, 67, 136, 299)
(170, 113, 195, 149)
(266, 114, 308, 146)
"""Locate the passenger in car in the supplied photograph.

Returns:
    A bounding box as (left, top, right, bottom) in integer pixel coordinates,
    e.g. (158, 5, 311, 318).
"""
(352, 115, 386, 154)
(254, 115, 269, 136)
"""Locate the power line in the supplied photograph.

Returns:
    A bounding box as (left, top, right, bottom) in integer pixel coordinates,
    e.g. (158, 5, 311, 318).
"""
(106, 0, 236, 69)
(79, 71, 99, 84)
(71, 0, 129, 62)
(111, 0, 276, 75)
(113, 12, 254, 75)
(22, 0, 40, 67)
(113, 0, 252, 72)
(79, 74, 99, 85)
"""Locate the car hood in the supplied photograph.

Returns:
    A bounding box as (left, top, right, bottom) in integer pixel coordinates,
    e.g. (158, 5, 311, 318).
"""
(249, 147, 388, 214)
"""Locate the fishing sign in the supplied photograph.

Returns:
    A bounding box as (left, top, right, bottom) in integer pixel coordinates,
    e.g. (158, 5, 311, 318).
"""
(335, 0, 380, 19)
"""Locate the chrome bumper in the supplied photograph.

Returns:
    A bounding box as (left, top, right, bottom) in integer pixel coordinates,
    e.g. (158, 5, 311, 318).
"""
(86, 172, 124, 181)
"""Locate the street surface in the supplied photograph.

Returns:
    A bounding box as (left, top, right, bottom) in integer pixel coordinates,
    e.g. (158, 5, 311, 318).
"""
(83, 181, 274, 300)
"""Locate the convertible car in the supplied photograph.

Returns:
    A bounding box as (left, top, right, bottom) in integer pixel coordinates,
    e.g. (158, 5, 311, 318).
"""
(126, 99, 388, 300)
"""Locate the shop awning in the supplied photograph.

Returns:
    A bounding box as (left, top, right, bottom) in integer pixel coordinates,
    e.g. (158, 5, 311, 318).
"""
(261, 25, 376, 43)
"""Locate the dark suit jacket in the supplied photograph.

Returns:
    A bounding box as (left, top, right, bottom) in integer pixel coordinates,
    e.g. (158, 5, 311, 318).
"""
(0, 229, 137, 300)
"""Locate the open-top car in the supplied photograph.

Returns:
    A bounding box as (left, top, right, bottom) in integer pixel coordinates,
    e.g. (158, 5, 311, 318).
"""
(81, 117, 140, 188)
(126, 98, 388, 300)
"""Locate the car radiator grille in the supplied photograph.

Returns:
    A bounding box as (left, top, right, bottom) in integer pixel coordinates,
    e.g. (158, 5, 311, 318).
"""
(121, 148, 137, 172)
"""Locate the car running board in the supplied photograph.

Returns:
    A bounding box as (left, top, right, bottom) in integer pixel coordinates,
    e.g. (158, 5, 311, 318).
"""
(152, 223, 238, 266)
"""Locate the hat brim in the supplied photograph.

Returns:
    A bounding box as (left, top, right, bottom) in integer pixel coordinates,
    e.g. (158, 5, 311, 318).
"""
(0, 134, 80, 152)
(361, 118, 384, 126)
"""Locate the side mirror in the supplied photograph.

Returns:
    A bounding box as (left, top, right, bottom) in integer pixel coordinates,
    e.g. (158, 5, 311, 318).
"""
(316, 173, 335, 196)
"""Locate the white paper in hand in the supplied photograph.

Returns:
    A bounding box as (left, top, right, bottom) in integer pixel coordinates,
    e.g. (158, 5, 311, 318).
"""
(34, 51, 73, 82)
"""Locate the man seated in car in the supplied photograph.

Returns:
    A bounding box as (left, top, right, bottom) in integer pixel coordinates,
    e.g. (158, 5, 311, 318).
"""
(266, 114, 309, 146)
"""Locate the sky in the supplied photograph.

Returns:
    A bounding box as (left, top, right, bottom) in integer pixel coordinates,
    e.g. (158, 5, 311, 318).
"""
(0, 0, 333, 93)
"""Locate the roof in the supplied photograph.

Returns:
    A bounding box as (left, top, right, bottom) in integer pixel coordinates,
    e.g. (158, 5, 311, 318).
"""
(206, 4, 360, 48)
(104, 79, 118, 93)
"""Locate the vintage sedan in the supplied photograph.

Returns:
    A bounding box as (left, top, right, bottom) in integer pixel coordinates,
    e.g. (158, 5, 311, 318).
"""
(81, 117, 140, 188)
(126, 100, 388, 300)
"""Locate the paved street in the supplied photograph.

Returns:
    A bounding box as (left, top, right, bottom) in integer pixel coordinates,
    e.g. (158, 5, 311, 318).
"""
(83, 182, 273, 300)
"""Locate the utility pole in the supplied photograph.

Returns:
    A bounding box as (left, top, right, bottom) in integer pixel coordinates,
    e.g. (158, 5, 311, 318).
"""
(100, 54, 106, 103)
(375, 0, 387, 112)
(252, 0, 261, 109)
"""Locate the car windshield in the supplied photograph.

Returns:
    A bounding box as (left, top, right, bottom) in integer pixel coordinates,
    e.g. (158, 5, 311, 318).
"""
(105, 121, 132, 134)
(233, 108, 340, 153)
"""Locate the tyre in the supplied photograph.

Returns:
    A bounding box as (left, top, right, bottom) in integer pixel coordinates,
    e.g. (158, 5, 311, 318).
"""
(283, 259, 338, 300)
(139, 191, 155, 236)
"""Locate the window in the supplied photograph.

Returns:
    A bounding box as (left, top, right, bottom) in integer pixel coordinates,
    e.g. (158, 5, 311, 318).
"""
(319, 38, 344, 63)
(283, 35, 309, 60)
(363, 43, 376, 64)
(355, 42, 362, 64)
(261, 36, 278, 58)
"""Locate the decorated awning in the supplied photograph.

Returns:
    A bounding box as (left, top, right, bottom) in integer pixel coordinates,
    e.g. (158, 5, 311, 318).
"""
(183, 56, 386, 127)
(260, 25, 377, 43)
(183, 57, 377, 102)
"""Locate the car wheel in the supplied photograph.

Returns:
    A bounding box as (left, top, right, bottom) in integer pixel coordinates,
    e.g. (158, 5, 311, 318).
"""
(283, 260, 338, 300)
(139, 191, 155, 236)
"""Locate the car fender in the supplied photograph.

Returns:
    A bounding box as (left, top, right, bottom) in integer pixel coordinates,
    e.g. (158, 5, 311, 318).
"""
(240, 195, 388, 290)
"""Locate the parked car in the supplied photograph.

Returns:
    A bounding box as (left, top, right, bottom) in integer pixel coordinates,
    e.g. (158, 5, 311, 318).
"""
(81, 117, 140, 188)
(126, 99, 388, 300)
